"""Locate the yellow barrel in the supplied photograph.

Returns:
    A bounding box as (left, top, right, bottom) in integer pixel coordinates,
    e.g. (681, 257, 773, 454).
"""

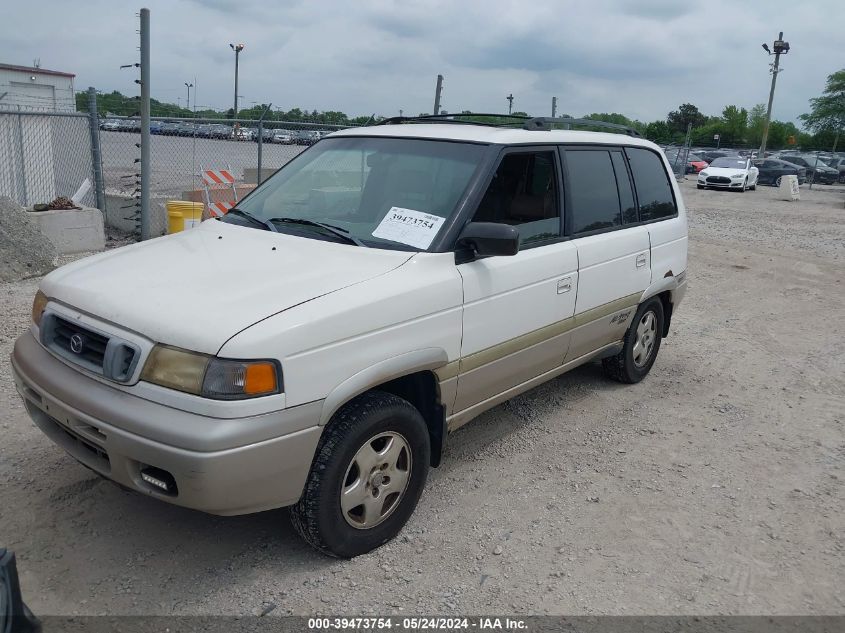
(166, 201, 205, 233)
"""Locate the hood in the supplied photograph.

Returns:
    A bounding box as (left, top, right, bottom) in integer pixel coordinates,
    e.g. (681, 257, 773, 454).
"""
(42, 221, 414, 354)
(702, 166, 749, 176)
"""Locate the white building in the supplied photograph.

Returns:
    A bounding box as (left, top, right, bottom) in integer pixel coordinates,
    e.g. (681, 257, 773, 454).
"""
(0, 63, 76, 112)
(0, 63, 90, 207)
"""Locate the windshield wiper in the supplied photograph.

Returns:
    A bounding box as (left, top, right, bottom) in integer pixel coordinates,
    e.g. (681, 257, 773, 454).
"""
(267, 217, 365, 247)
(225, 207, 277, 232)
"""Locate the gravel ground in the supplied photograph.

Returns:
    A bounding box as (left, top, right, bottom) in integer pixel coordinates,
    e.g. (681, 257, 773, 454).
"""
(1, 180, 843, 616)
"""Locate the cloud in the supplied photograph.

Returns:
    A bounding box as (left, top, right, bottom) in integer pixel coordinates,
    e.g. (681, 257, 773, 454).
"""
(0, 0, 842, 124)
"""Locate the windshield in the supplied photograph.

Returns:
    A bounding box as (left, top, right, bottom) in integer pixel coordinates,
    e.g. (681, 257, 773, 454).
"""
(230, 137, 487, 250)
(710, 157, 747, 169)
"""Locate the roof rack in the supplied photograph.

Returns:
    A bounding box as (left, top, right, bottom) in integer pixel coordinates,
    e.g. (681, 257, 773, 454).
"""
(373, 113, 642, 137)
(376, 113, 529, 127)
(523, 117, 642, 137)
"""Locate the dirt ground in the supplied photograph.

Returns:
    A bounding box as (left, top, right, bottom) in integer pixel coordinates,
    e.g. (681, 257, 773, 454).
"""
(1, 180, 843, 616)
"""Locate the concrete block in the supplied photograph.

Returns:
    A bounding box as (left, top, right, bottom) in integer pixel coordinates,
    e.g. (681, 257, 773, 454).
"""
(104, 194, 168, 237)
(27, 206, 105, 254)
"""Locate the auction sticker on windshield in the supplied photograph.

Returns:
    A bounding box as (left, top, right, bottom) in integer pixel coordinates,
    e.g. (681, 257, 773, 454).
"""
(372, 207, 445, 249)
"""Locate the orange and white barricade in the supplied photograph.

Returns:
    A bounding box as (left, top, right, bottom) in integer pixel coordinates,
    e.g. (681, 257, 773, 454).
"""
(200, 166, 239, 217)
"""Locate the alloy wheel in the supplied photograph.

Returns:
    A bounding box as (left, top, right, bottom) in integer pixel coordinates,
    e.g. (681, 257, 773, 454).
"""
(341, 432, 412, 529)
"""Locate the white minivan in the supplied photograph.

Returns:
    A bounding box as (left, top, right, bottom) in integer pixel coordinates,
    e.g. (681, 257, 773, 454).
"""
(12, 116, 687, 557)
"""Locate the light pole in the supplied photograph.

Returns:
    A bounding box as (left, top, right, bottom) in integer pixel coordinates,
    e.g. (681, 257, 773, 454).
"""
(229, 43, 244, 119)
(506, 93, 514, 115)
(184, 82, 193, 111)
(759, 32, 789, 157)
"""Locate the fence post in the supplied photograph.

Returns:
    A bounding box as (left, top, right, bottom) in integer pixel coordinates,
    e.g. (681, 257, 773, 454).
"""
(256, 103, 272, 186)
(87, 87, 106, 212)
(14, 105, 28, 205)
(139, 8, 151, 240)
(257, 119, 263, 186)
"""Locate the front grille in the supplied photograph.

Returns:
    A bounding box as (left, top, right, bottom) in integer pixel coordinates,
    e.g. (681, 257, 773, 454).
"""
(706, 176, 731, 184)
(53, 316, 109, 368)
(40, 312, 141, 383)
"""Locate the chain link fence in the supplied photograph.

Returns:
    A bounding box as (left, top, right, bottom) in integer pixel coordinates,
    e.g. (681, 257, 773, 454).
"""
(0, 107, 96, 208)
(99, 115, 352, 236)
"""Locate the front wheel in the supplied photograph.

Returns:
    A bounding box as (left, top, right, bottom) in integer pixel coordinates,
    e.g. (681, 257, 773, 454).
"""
(775, 176, 782, 187)
(291, 391, 430, 558)
(602, 298, 664, 384)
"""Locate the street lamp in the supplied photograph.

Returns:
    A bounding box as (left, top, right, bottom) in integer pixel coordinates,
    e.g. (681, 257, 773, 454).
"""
(229, 43, 245, 119)
(759, 32, 789, 157)
(184, 82, 193, 111)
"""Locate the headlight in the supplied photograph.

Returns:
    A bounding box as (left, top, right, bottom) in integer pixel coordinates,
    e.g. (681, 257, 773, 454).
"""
(32, 290, 49, 326)
(141, 344, 281, 399)
(731, 173, 745, 178)
(699, 171, 709, 177)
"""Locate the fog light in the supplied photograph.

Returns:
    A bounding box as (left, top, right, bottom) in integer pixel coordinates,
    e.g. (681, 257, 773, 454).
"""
(140, 466, 177, 495)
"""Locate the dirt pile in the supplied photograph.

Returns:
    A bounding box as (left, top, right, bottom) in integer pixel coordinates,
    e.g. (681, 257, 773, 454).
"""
(0, 196, 57, 282)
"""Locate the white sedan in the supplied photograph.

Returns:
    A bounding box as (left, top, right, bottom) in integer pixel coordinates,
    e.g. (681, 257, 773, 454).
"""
(697, 156, 759, 192)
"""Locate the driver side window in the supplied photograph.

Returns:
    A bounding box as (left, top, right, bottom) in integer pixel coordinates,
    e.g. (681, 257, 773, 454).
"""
(471, 151, 560, 247)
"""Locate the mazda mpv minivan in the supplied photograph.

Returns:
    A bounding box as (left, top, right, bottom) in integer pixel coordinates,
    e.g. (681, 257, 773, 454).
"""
(13, 115, 687, 557)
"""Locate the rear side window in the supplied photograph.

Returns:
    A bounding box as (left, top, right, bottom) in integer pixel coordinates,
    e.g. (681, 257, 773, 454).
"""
(626, 148, 677, 222)
(565, 149, 622, 234)
(610, 152, 638, 224)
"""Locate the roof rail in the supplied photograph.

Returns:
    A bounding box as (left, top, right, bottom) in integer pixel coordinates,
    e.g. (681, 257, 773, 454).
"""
(523, 117, 642, 137)
(376, 113, 529, 127)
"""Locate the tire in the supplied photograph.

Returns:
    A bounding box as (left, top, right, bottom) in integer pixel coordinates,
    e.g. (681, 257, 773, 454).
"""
(696, 184, 704, 189)
(602, 297, 664, 384)
(750, 182, 756, 191)
(739, 179, 747, 192)
(290, 391, 430, 558)
(775, 176, 782, 187)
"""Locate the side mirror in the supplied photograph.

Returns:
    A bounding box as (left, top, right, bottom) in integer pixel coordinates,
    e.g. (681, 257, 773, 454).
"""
(0, 548, 39, 633)
(457, 222, 520, 258)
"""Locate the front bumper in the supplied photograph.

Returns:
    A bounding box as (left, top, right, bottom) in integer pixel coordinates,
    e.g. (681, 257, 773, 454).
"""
(11, 331, 323, 515)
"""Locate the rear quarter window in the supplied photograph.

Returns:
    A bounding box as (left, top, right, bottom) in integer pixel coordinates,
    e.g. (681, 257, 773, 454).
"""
(626, 147, 677, 222)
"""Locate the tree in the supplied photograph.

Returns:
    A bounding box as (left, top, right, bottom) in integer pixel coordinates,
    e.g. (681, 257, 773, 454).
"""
(747, 103, 767, 147)
(720, 105, 748, 144)
(800, 68, 845, 151)
(667, 103, 706, 134)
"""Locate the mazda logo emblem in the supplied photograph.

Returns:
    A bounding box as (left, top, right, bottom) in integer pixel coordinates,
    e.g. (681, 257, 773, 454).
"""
(69, 333, 85, 354)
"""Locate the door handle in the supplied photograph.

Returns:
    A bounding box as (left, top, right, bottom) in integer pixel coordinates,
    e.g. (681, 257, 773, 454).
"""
(636, 253, 648, 268)
(557, 277, 572, 294)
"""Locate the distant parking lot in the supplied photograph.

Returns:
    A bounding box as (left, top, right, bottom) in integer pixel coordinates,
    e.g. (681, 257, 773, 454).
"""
(100, 130, 306, 198)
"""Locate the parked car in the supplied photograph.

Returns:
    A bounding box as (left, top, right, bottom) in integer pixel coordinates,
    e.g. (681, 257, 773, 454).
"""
(272, 129, 294, 144)
(195, 124, 214, 138)
(778, 154, 839, 185)
(210, 124, 233, 139)
(159, 121, 181, 136)
(176, 122, 196, 137)
(751, 158, 806, 186)
(697, 150, 734, 163)
(663, 149, 701, 174)
(149, 121, 163, 135)
(232, 126, 254, 141)
(820, 156, 845, 183)
(697, 156, 759, 191)
(14, 119, 687, 557)
(118, 119, 140, 133)
(100, 119, 121, 131)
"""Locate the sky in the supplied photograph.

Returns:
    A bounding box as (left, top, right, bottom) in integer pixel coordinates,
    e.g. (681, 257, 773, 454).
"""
(2, 0, 842, 125)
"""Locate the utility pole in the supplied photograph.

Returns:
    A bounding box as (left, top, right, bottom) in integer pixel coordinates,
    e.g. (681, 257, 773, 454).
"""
(551, 96, 557, 118)
(229, 43, 244, 119)
(759, 31, 789, 157)
(139, 7, 151, 241)
(433, 74, 443, 115)
(184, 82, 193, 110)
(506, 93, 514, 115)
